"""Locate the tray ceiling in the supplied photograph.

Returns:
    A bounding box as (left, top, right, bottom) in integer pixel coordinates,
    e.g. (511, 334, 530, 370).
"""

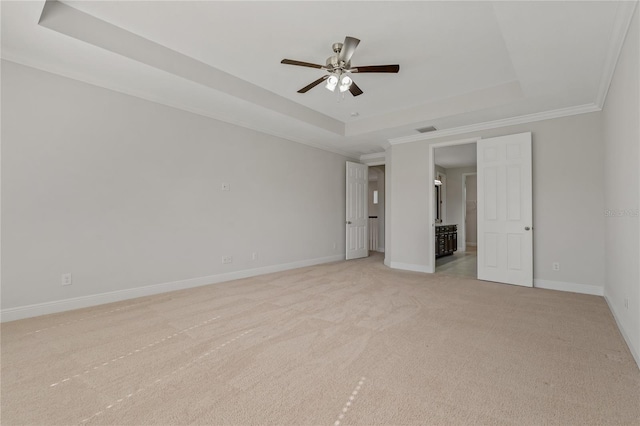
(1, 1, 636, 157)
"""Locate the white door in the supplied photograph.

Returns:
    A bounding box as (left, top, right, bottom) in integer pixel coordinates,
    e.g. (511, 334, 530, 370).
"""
(477, 132, 533, 286)
(346, 161, 368, 260)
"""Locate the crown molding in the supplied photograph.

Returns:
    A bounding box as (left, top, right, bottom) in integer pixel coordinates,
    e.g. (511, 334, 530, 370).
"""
(595, 1, 638, 109)
(388, 103, 601, 146)
(0, 54, 604, 161)
(359, 151, 386, 165)
(37, 0, 345, 137)
(1, 57, 358, 160)
(387, 2, 638, 147)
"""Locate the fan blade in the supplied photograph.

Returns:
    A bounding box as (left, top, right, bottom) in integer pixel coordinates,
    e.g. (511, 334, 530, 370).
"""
(339, 36, 360, 63)
(349, 81, 363, 97)
(297, 75, 329, 93)
(351, 64, 400, 73)
(281, 59, 325, 69)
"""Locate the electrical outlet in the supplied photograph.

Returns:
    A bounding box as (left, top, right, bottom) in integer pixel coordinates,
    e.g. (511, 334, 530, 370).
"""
(61, 273, 72, 286)
(624, 298, 629, 309)
(552, 262, 560, 271)
(251, 252, 258, 261)
(332, 242, 337, 250)
(222, 256, 232, 264)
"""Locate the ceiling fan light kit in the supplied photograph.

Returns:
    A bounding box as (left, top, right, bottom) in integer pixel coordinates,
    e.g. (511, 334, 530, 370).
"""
(326, 75, 339, 91)
(281, 36, 399, 97)
(339, 76, 352, 93)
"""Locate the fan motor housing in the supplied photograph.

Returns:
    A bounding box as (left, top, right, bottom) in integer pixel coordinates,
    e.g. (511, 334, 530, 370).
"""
(326, 55, 349, 70)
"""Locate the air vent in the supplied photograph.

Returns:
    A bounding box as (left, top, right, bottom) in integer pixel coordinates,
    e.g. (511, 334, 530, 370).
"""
(416, 126, 437, 133)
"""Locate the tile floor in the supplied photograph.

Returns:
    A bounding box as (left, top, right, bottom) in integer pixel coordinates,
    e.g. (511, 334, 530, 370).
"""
(435, 245, 477, 278)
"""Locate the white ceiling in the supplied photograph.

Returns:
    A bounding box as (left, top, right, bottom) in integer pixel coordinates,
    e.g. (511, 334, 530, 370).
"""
(1, 1, 636, 158)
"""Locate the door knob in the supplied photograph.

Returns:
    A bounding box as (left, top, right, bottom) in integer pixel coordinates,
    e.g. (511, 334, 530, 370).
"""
(346, 221, 352, 224)
(525, 226, 531, 231)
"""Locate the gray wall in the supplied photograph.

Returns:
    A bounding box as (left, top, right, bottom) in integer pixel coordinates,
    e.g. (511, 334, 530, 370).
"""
(602, 7, 639, 366)
(445, 166, 476, 226)
(1, 61, 348, 318)
(389, 111, 606, 290)
(465, 174, 477, 245)
(444, 165, 477, 248)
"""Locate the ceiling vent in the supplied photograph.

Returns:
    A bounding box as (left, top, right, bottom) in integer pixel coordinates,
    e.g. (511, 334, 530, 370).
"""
(416, 126, 437, 133)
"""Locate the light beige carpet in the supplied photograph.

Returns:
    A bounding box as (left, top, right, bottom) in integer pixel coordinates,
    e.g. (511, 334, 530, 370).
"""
(2, 253, 639, 425)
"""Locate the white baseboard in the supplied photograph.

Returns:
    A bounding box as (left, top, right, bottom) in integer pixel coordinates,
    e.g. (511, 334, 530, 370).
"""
(604, 294, 640, 370)
(0, 254, 345, 323)
(466, 242, 477, 247)
(389, 262, 434, 274)
(376, 247, 385, 253)
(533, 279, 604, 296)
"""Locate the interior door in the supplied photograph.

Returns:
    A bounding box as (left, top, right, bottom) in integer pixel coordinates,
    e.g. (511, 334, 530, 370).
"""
(346, 161, 368, 260)
(477, 132, 533, 286)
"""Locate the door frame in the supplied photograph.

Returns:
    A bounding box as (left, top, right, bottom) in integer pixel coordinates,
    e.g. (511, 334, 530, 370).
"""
(429, 137, 480, 270)
(368, 166, 386, 253)
(361, 154, 387, 262)
(461, 172, 478, 253)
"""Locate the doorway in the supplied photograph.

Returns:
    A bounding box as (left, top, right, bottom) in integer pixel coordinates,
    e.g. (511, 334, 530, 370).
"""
(430, 133, 533, 286)
(345, 162, 386, 261)
(368, 165, 385, 255)
(433, 142, 478, 278)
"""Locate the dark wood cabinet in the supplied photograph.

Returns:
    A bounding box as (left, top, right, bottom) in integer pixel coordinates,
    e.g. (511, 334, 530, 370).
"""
(435, 224, 457, 257)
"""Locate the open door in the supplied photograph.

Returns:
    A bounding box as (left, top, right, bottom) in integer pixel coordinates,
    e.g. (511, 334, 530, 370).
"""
(346, 161, 368, 260)
(477, 132, 533, 286)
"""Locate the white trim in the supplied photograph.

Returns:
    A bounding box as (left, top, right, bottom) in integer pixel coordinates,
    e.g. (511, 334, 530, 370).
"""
(35, 0, 346, 136)
(388, 103, 601, 146)
(376, 247, 385, 253)
(360, 152, 385, 166)
(0, 254, 344, 323)
(360, 152, 386, 163)
(0, 53, 3, 327)
(466, 242, 477, 247)
(604, 294, 640, 370)
(595, 1, 639, 109)
(429, 137, 480, 149)
(5, 0, 636, 162)
(389, 262, 434, 274)
(533, 279, 604, 296)
(1, 57, 358, 161)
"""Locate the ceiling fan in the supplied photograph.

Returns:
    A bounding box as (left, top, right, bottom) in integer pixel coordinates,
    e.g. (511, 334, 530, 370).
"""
(281, 36, 399, 97)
